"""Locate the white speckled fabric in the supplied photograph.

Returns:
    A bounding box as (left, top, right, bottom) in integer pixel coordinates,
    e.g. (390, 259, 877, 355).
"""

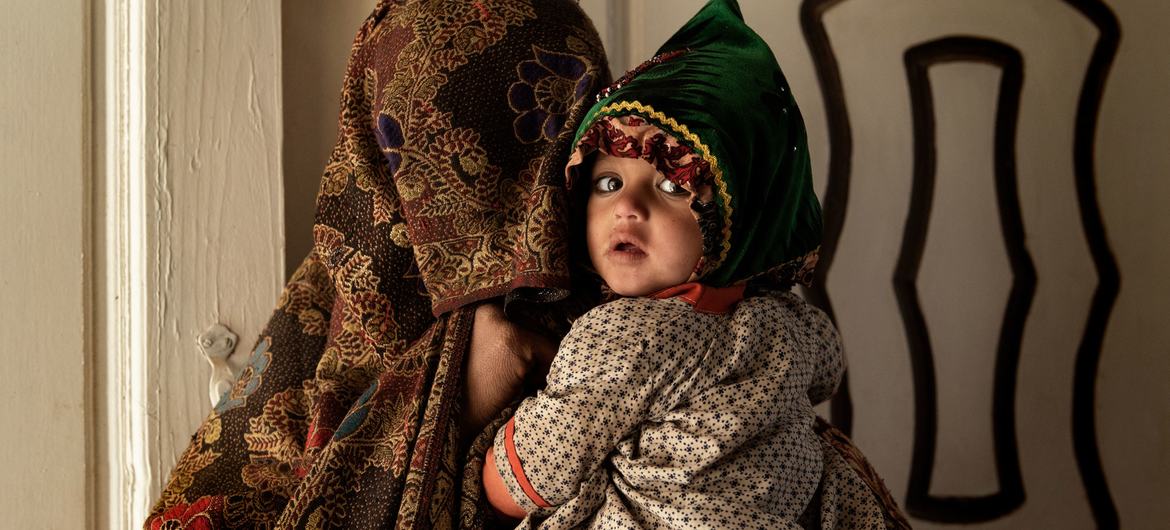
(491, 292, 884, 529)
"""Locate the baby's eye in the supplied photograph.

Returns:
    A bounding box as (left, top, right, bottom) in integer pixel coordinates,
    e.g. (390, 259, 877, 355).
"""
(657, 179, 688, 195)
(594, 175, 623, 193)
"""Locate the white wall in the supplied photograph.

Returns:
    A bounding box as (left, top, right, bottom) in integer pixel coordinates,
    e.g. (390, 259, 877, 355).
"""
(0, 0, 90, 528)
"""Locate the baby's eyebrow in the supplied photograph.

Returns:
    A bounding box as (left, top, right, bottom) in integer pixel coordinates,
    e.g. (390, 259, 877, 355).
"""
(590, 166, 624, 176)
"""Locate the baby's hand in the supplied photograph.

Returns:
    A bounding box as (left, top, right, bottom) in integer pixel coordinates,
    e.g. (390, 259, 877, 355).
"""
(461, 302, 556, 441)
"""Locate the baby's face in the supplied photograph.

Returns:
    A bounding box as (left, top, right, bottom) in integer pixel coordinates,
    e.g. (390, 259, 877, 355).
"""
(586, 153, 703, 297)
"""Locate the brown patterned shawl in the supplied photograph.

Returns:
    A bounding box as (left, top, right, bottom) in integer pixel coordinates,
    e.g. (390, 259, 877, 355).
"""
(146, 1, 610, 528)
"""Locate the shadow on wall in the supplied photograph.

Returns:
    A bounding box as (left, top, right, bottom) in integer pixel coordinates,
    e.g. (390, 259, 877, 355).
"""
(282, 0, 377, 277)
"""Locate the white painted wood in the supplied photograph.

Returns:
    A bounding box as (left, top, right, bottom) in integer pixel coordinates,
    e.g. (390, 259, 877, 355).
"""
(93, 1, 152, 527)
(133, 0, 286, 519)
(90, 0, 287, 526)
(0, 0, 91, 528)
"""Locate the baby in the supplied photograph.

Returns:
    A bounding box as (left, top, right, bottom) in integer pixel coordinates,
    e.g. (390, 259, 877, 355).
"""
(481, 1, 896, 528)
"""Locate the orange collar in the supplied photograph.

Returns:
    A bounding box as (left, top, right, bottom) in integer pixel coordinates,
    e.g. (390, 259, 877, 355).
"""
(649, 282, 745, 315)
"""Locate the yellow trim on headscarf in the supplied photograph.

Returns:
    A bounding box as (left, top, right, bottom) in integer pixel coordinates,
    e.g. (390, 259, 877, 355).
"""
(594, 100, 733, 276)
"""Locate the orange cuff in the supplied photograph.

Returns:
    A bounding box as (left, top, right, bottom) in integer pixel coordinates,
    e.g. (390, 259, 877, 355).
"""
(503, 417, 551, 508)
(484, 417, 552, 518)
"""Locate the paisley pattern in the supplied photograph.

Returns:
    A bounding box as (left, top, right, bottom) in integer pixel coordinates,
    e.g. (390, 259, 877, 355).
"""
(145, 1, 610, 528)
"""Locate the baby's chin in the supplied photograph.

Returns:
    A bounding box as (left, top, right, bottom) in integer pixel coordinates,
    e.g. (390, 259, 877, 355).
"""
(604, 279, 668, 298)
(602, 271, 699, 298)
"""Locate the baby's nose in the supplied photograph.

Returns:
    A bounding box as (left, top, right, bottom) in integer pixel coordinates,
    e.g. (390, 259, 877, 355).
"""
(613, 189, 650, 220)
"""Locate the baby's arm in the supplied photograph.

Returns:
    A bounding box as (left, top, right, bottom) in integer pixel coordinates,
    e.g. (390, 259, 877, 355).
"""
(483, 299, 686, 516)
(484, 449, 527, 518)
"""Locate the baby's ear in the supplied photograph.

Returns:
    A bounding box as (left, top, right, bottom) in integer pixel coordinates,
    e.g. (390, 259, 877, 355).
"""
(690, 195, 723, 263)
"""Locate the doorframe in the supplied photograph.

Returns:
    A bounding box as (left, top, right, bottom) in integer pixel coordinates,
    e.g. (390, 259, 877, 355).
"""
(92, 1, 286, 527)
(92, 0, 153, 526)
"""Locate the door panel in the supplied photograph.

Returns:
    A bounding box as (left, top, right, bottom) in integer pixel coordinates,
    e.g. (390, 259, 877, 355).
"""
(614, 1, 1123, 527)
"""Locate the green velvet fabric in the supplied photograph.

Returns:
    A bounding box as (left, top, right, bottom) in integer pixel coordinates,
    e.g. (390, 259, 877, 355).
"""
(571, 0, 822, 287)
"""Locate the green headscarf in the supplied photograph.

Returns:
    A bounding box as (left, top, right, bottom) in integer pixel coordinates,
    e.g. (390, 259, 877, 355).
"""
(568, 0, 822, 287)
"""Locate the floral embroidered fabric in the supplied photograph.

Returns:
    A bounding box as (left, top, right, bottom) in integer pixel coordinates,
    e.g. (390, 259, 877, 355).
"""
(145, 1, 610, 528)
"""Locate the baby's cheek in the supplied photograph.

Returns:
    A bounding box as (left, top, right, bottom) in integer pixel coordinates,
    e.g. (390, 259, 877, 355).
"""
(585, 221, 606, 260)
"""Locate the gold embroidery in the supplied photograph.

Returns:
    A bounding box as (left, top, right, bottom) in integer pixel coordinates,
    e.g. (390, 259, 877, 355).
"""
(151, 416, 222, 514)
(276, 253, 335, 337)
(241, 387, 314, 498)
(390, 222, 411, 248)
(370, 12, 601, 311)
(203, 417, 222, 444)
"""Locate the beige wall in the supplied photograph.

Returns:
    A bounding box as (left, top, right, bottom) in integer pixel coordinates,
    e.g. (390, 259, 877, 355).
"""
(742, 0, 1164, 527)
(0, 0, 90, 528)
(1094, 0, 1170, 521)
(282, 0, 376, 276)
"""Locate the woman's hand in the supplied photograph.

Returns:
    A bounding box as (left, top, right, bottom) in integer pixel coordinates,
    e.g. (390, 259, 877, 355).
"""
(461, 302, 557, 442)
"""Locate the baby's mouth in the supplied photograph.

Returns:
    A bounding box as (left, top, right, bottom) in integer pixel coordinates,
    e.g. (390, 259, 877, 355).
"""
(610, 240, 646, 258)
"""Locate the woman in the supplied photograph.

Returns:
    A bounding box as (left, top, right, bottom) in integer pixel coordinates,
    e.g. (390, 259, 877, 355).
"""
(147, 1, 611, 527)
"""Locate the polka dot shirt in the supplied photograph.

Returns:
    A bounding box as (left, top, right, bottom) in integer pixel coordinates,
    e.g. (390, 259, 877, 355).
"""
(492, 292, 846, 529)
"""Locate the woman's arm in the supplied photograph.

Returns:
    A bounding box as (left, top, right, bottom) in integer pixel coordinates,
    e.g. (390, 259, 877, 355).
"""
(461, 301, 557, 444)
